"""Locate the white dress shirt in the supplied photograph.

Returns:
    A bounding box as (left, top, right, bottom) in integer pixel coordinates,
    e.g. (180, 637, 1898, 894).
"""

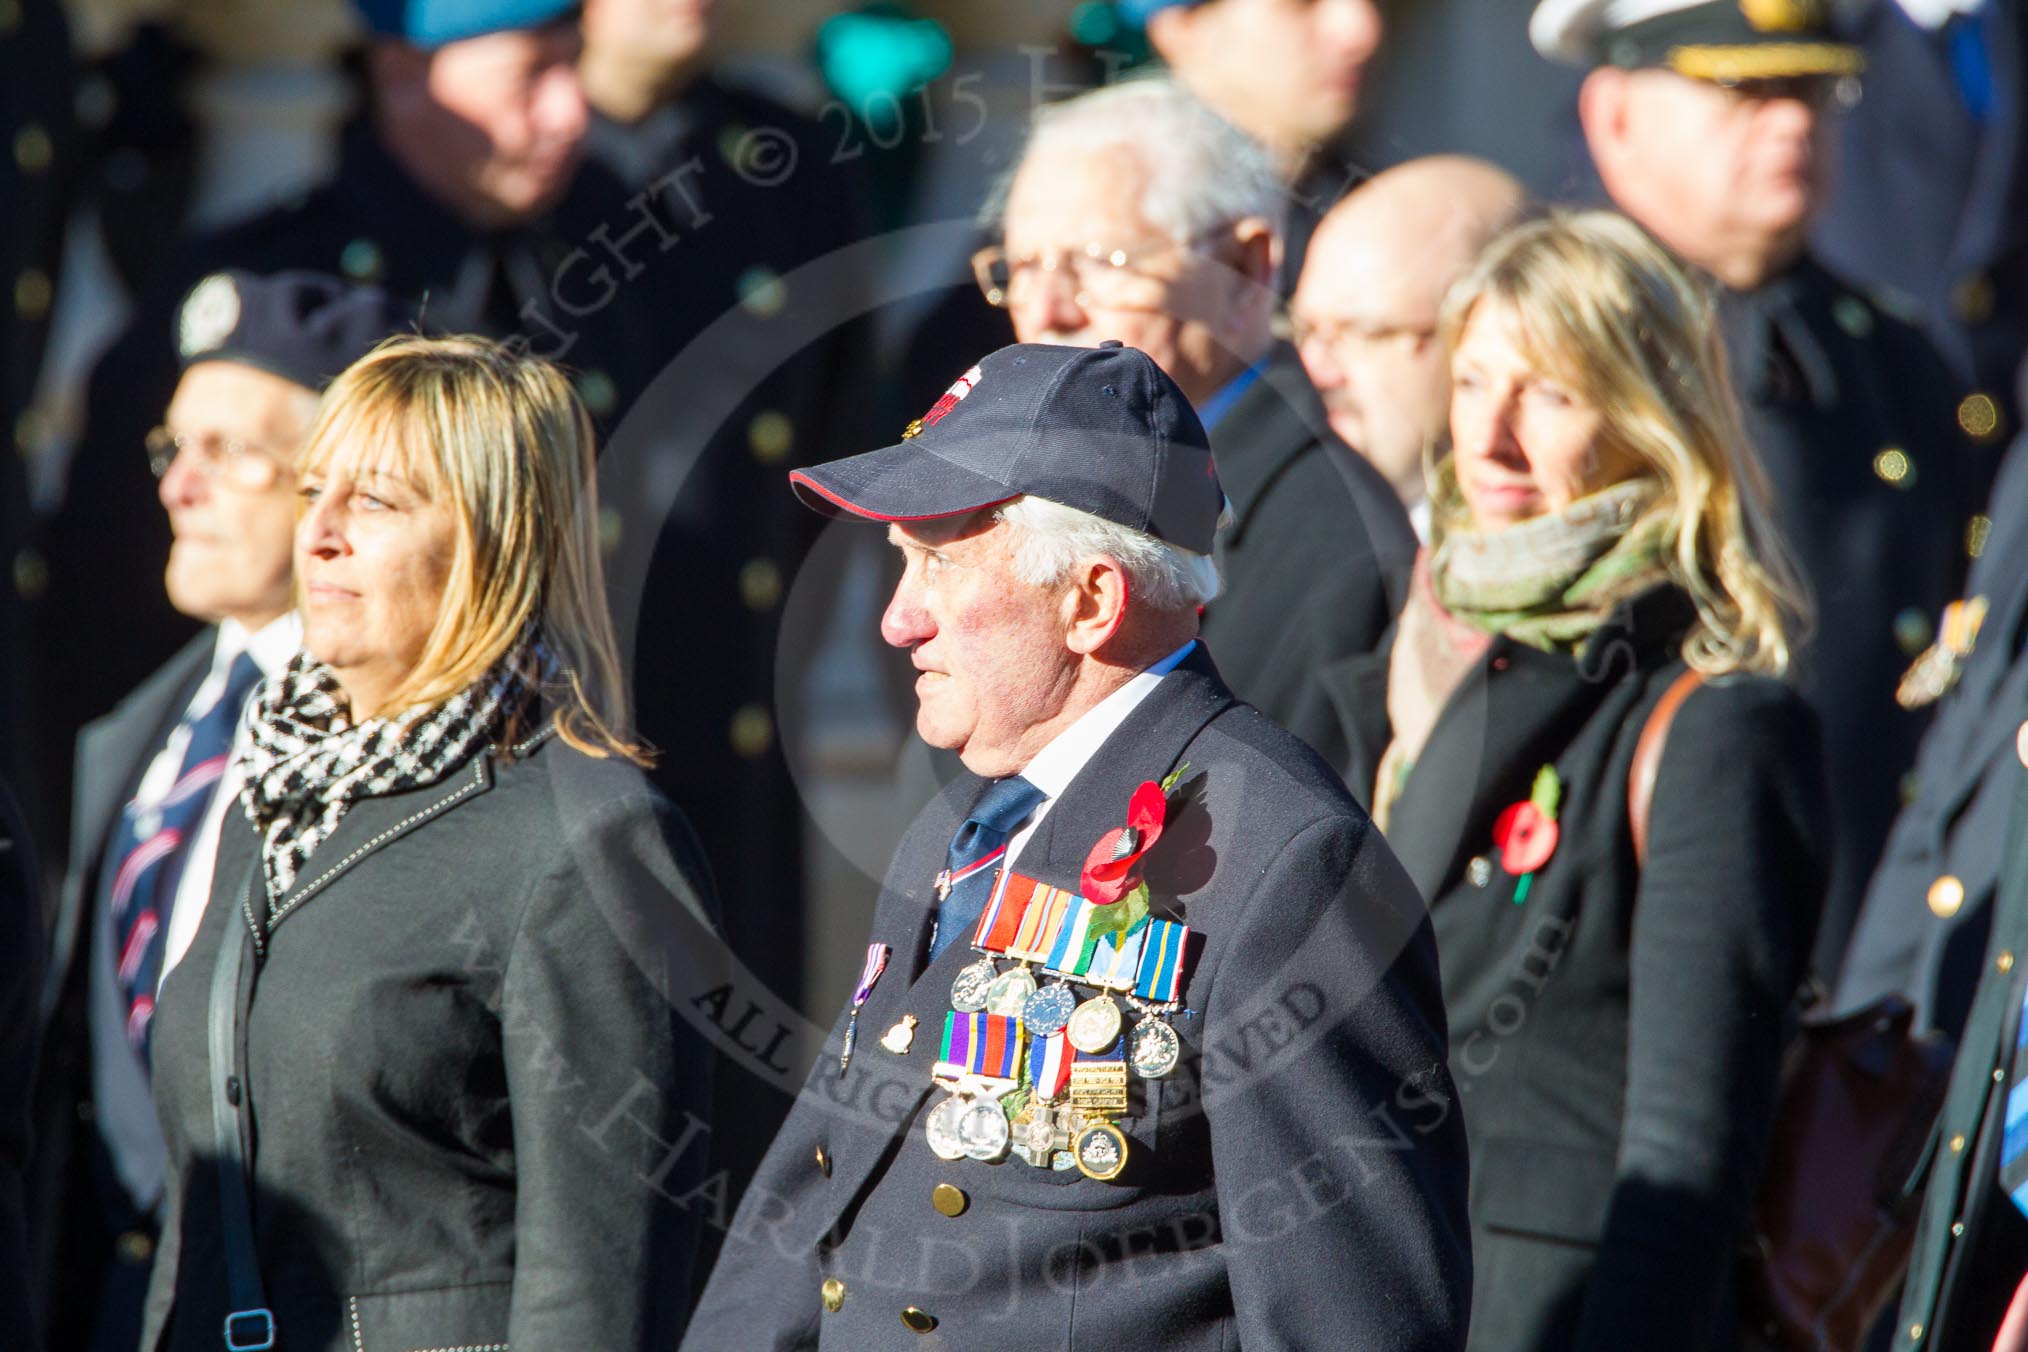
(1002, 640, 1197, 870)
(153, 611, 301, 981)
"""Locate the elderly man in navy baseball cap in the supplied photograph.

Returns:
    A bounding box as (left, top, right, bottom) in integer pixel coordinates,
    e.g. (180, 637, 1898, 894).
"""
(688, 340, 1471, 1350)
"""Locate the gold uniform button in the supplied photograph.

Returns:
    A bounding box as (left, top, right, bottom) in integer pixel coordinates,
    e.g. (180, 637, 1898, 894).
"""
(1970, 514, 1995, 560)
(814, 1143, 831, 1176)
(1949, 1133, 1966, 1154)
(2000, 951, 2017, 975)
(1910, 1322, 1925, 1342)
(739, 558, 783, 611)
(1952, 273, 1994, 323)
(931, 1182, 967, 1217)
(115, 1229, 154, 1263)
(821, 1277, 846, 1312)
(1952, 1221, 1966, 1237)
(2017, 720, 2028, 769)
(14, 123, 51, 173)
(900, 1306, 937, 1333)
(748, 410, 793, 464)
(14, 267, 50, 320)
(1873, 447, 1914, 487)
(1928, 875, 1966, 918)
(1959, 392, 2003, 441)
(729, 704, 774, 758)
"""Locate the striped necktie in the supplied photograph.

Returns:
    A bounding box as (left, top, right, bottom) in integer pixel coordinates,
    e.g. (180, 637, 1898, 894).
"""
(928, 775, 1045, 963)
(104, 651, 263, 1056)
(2002, 973, 2028, 1215)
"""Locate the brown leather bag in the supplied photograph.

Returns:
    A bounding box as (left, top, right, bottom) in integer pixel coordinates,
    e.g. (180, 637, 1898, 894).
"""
(1629, 670, 1955, 1352)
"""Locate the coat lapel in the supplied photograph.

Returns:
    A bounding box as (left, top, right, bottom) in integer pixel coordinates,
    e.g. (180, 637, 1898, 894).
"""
(255, 750, 496, 946)
(1317, 647, 1394, 809)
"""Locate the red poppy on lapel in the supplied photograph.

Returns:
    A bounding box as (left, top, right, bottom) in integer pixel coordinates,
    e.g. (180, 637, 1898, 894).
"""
(1081, 780, 1170, 905)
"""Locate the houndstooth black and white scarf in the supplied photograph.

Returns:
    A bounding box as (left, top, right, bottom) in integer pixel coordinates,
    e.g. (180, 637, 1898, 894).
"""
(239, 632, 536, 905)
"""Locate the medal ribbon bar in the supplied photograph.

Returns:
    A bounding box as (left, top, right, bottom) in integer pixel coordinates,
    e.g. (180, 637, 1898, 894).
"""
(1029, 1032, 1073, 1100)
(1043, 896, 1100, 977)
(1089, 922, 1149, 992)
(1133, 920, 1190, 1004)
(941, 1011, 1023, 1079)
(972, 868, 1033, 953)
(1005, 880, 1077, 963)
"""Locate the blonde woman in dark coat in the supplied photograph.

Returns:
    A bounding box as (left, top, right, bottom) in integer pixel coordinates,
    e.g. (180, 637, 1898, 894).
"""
(1320, 211, 1832, 1352)
(141, 336, 719, 1352)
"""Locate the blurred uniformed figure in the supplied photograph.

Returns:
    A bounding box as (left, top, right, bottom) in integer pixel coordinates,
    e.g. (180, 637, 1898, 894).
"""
(1, 0, 79, 843)
(983, 78, 1414, 765)
(577, 0, 874, 1293)
(1840, 358, 2028, 1041)
(1124, 0, 1385, 289)
(1535, 0, 1990, 975)
(1814, 0, 2027, 437)
(28, 271, 410, 1352)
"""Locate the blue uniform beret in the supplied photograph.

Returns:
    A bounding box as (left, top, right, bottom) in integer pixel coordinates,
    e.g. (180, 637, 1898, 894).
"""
(354, 0, 579, 48)
(176, 270, 419, 393)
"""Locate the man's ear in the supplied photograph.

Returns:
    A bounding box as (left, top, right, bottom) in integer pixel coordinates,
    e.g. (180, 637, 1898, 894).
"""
(1577, 68, 1629, 171)
(1063, 556, 1130, 656)
(1144, 6, 1195, 68)
(1231, 217, 1279, 289)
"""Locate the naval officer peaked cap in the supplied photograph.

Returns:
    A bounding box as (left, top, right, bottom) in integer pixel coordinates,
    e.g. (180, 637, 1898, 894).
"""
(1530, 0, 1864, 79)
(789, 341, 1227, 556)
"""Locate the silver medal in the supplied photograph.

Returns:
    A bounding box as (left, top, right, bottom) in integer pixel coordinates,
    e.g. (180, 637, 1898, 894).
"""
(1129, 1016, 1181, 1078)
(924, 1095, 967, 1161)
(1021, 982, 1076, 1036)
(1066, 995, 1122, 1054)
(958, 1101, 1011, 1162)
(949, 959, 995, 1013)
(984, 966, 1038, 1017)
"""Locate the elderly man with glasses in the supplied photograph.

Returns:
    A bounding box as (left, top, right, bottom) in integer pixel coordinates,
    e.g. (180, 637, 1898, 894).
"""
(26, 270, 410, 1352)
(975, 77, 1414, 765)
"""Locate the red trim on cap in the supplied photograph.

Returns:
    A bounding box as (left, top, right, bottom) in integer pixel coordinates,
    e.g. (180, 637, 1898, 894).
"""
(788, 470, 1017, 523)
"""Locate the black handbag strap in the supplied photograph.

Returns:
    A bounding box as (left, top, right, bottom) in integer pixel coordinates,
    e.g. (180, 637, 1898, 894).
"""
(208, 855, 275, 1350)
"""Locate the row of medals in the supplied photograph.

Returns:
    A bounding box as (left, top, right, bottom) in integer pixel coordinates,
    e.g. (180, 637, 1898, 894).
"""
(923, 954, 1182, 1181)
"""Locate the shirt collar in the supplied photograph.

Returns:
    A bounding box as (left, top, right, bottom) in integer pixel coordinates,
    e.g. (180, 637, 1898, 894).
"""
(215, 611, 304, 680)
(1017, 640, 1197, 803)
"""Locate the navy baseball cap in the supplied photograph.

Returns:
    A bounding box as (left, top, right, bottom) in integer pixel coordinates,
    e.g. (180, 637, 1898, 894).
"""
(789, 341, 1225, 555)
(175, 270, 419, 392)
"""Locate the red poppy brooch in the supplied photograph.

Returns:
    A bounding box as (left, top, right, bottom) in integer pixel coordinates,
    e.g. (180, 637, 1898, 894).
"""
(1490, 765, 1562, 905)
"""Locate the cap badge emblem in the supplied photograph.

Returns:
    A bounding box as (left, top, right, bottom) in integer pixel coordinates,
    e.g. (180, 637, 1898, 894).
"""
(904, 364, 984, 439)
(178, 273, 241, 359)
(1739, 0, 1823, 33)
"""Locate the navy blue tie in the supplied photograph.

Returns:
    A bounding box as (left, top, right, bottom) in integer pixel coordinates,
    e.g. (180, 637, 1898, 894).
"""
(102, 651, 263, 1058)
(929, 775, 1045, 962)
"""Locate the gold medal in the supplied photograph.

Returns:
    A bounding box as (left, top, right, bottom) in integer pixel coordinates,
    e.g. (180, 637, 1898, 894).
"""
(1072, 1121, 1129, 1181)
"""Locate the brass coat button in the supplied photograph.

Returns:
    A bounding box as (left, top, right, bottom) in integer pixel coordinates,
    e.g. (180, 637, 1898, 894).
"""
(1928, 875, 1965, 918)
(1949, 1133, 1966, 1154)
(931, 1183, 967, 1217)
(900, 1306, 937, 1333)
(2001, 951, 2017, 975)
(116, 1230, 154, 1263)
(815, 1144, 831, 1176)
(2017, 720, 2028, 769)
(821, 1277, 846, 1312)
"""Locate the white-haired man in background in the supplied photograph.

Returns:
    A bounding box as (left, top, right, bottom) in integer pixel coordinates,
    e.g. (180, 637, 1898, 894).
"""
(974, 78, 1414, 765)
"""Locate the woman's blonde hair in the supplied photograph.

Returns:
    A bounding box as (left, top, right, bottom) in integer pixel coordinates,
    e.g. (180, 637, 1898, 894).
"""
(296, 333, 648, 763)
(1435, 208, 1805, 678)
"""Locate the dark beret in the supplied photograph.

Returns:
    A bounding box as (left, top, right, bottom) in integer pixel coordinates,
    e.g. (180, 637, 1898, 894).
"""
(175, 270, 418, 393)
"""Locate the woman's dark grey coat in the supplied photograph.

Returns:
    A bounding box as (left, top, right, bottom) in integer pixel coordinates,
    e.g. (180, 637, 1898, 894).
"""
(140, 727, 719, 1351)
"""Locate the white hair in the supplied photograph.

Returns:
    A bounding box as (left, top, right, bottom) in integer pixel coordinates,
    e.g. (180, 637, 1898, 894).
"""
(984, 76, 1283, 243)
(995, 495, 1222, 612)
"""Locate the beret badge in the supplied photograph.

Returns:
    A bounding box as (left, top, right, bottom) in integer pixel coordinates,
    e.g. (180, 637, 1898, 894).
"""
(178, 273, 241, 359)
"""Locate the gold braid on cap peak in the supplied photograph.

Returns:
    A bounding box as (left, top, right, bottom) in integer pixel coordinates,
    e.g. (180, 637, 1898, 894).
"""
(1667, 40, 1865, 80)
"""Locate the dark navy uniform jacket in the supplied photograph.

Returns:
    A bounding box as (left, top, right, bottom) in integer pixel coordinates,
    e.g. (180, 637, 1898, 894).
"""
(1716, 256, 1988, 977)
(683, 647, 1472, 1351)
(1840, 396, 2028, 1039)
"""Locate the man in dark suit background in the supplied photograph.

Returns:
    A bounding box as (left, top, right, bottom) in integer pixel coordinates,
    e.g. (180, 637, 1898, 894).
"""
(28, 271, 408, 1352)
(979, 76, 1414, 766)
(684, 340, 1469, 1349)
(1535, 0, 1988, 976)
